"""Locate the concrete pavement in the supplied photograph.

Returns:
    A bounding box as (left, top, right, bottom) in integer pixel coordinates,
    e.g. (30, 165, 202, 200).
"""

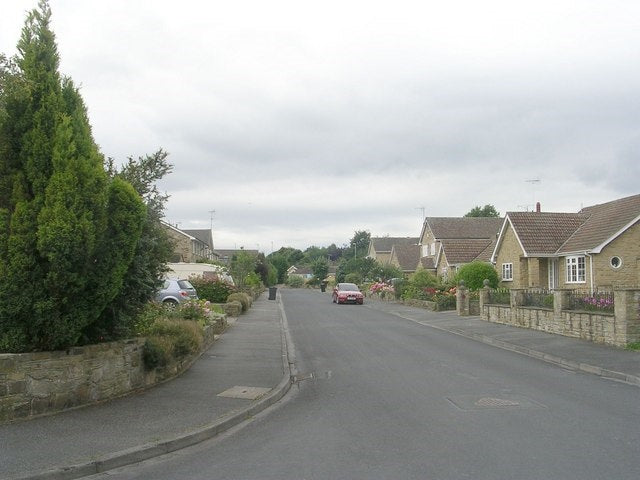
(2, 291, 640, 480)
(1, 292, 293, 480)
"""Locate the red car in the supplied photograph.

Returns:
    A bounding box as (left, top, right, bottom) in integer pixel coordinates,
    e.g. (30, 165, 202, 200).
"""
(332, 283, 364, 305)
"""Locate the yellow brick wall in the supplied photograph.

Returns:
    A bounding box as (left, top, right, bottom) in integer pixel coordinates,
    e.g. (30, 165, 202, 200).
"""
(592, 221, 640, 288)
(494, 222, 525, 288)
(163, 227, 192, 263)
(556, 256, 591, 290)
(376, 252, 392, 264)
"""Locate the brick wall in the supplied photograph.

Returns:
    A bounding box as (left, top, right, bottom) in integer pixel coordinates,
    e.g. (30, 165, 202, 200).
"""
(494, 223, 524, 288)
(164, 227, 193, 262)
(593, 221, 640, 288)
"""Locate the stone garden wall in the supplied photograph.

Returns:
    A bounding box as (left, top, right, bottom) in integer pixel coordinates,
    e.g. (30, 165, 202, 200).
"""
(456, 285, 640, 347)
(0, 325, 218, 424)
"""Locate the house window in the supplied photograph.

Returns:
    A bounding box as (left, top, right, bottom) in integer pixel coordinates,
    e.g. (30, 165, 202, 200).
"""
(566, 256, 586, 283)
(431, 242, 436, 255)
(421, 245, 429, 257)
(610, 256, 622, 269)
(502, 263, 513, 281)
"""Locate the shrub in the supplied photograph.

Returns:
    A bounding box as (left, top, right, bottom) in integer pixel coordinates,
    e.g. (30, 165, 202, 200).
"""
(455, 261, 499, 290)
(142, 336, 172, 370)
(344, 273, 362, 284)
(188, 275, 236, 303)
(244, 272, 263, 289)
(134, 302, 167, 336)
(227, 292, 250, 312)
(177, 299, 212, 324)
(410, 270, 440, 289)
(286, 275, 304, 288)
(433, 292, 457, 310)
(224, 300, 243, 317)
(173, 328, 203, 358)
(148, 318, 204, 358)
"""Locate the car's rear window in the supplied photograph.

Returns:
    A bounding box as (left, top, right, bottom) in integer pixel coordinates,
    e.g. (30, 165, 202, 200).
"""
(339, 283, 359, 291)
(178, 280, 194, 289)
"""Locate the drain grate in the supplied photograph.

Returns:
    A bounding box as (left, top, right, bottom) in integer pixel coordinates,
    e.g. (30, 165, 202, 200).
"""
(475, 397, 520, 407)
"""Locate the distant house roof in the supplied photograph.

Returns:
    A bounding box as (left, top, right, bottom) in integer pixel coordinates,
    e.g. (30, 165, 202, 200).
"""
(215, 249, 259, 258)
(422, 217, 504, 240)
(287, 265, 314, 277)
(391, 244, 421, 272)
(183, 229, 214, 249)
(370, 237, 419, 253)
(162, 221, 197, 240)
(439, 238, 495, 265)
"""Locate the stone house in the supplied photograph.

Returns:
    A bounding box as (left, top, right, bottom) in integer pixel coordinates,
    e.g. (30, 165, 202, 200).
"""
(367, 237, 419, 264)
(162, 222, 217, 263)
(418, 217, 503, 281)
(491, 194, 640, 291)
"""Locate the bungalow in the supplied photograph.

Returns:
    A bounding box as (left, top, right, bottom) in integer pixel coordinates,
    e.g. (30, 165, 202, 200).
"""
(162, 222, 217, 263)
(491, 194, 640, 291)
(367, 237, 419, 264)
(419, 217, 503, 280)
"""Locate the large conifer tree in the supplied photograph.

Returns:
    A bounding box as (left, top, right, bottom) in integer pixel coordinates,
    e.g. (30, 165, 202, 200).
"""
(0, 1, 145, 351)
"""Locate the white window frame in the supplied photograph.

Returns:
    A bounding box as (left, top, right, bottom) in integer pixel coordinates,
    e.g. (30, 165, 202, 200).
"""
(566, 255, 586, 283)
(502, 263, 513, 281)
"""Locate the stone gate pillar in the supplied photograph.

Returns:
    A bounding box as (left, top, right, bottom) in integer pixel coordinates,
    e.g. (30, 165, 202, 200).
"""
(456, 281, 470, 316)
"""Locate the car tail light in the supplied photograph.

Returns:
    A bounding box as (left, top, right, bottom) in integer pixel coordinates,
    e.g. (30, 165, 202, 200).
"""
(180, 290, 189, 297)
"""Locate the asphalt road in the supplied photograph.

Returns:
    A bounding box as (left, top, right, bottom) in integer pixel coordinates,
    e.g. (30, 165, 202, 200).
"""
(90, 289, 640, 480)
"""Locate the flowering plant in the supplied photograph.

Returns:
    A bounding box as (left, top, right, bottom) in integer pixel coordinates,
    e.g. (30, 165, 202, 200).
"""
(575, 294, 614, 313)
(369, 282, 395, 298)
(178, 299, 213, 324)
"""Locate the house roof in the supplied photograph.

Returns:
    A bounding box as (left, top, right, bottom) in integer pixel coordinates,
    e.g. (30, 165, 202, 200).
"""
(183, 229, 213, 248)
(505, 212, 588, 255)
(439, 238, 495, 264)
(493, 193, 640, 260)
(422, 217, 503, 240)
(161, 221, 197, 240)
(391, 244, 421, 272)
(370, 237, 418, 253)
(559, 194, 640, 254)
(289, 265, 313, 276)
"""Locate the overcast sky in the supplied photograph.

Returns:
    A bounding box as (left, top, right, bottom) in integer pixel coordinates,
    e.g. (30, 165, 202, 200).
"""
(2, 1, 639, 252)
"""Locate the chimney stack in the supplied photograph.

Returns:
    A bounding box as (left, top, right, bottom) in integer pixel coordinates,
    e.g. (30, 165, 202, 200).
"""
(536, 202, 541, 213)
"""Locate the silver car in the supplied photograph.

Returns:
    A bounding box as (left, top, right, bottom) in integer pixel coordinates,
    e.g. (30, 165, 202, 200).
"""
(155, 279, 198, 305)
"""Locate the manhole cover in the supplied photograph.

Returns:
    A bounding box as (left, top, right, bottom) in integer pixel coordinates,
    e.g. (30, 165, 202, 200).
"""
(217, 386, 271, 400)
(447, 394, 546, 411)
(475, 397, 520, 407)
